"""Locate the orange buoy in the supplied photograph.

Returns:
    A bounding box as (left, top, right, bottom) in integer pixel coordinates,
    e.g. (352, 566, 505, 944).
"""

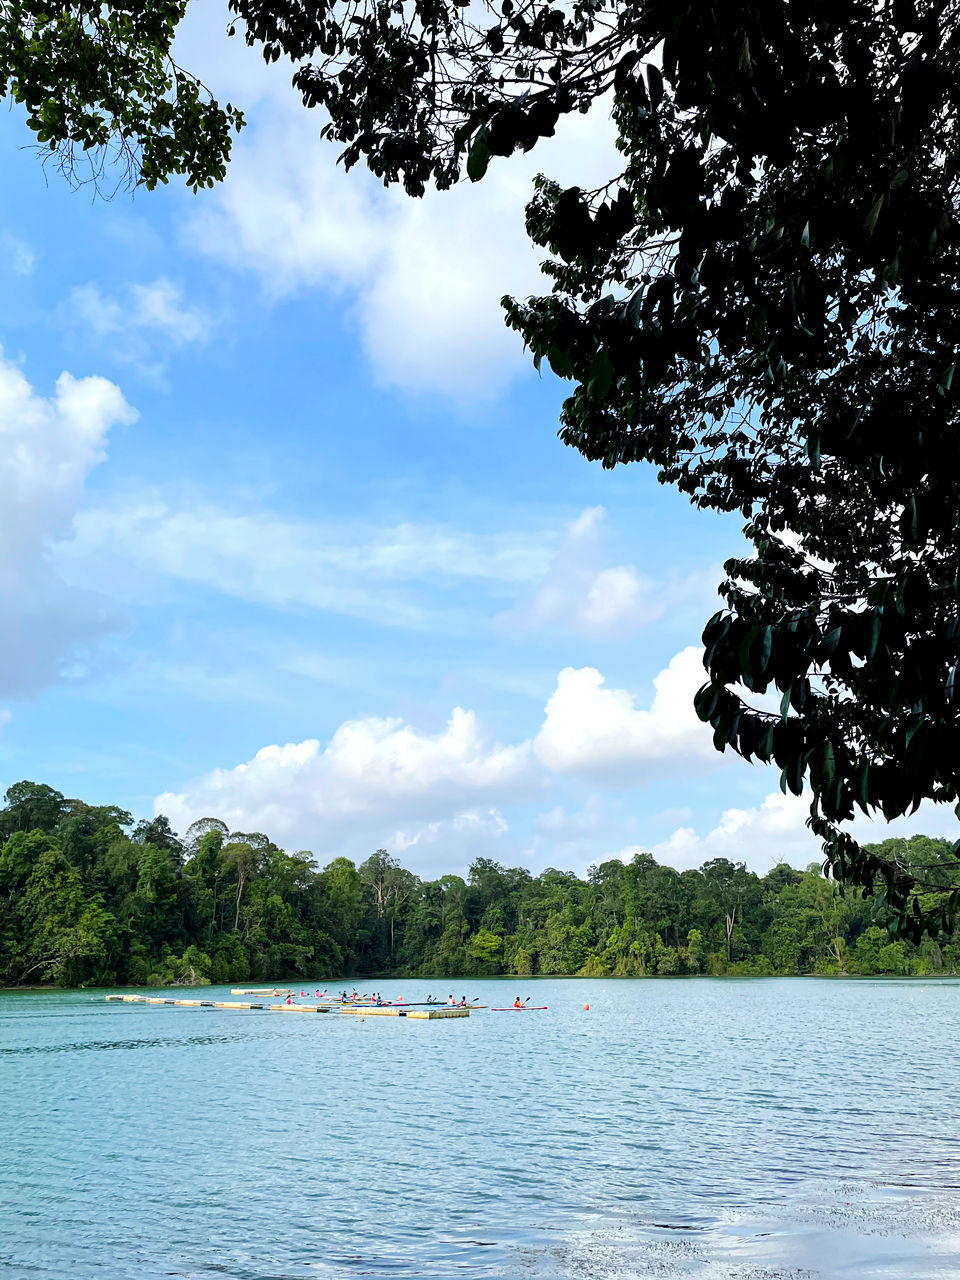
(582, 1003, 589, 1011)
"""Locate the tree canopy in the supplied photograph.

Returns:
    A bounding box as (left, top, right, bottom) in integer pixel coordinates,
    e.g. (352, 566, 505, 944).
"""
(0, 2, 242, 189)
(7, 1, 960, 928)
(2, 781, 959, 987)
(231, 0, 960, 934)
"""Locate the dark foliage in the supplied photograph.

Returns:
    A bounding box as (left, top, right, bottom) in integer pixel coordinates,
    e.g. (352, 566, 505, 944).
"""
(226, 0, 960, 932)
(0, 2, 242, 189)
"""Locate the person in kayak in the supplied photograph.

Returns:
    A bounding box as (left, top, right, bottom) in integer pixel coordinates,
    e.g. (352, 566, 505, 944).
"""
(513, 996, 523, 1008)
(459, 996, 467, 1007)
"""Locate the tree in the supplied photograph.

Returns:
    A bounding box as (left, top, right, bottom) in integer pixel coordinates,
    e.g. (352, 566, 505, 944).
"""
(359, 849, 399, 919)
(133, 815, 182, 854)
(213, 0, 960, 934)
(0, 2, 243, 190)
(221, 835, 269, 933)
(465, 926, 504, 973)
(0, 781, 68, 836)
(701, 859, 759, 962)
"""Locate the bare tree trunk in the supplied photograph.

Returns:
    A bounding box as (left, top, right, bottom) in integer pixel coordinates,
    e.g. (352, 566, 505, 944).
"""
(19, 955, 56, 981)
(234, 870, 245, 932)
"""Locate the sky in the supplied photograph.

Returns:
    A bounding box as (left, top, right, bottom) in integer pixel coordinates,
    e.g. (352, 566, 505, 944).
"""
(0, 5, 950, 879)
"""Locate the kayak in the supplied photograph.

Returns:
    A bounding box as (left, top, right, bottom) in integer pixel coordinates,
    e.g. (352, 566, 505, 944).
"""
(491, 1006, 548, 1011)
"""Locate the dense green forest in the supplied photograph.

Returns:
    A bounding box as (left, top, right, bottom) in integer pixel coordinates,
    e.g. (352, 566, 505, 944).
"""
(2, 781, 959, 988)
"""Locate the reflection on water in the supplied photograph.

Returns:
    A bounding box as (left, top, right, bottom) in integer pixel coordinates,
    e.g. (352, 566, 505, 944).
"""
(1, 978, 958, 1279)
(0, 1033, 256, 1056)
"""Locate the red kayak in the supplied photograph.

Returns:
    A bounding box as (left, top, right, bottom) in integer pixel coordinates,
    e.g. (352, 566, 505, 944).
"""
(491, 1006, 548, 1011)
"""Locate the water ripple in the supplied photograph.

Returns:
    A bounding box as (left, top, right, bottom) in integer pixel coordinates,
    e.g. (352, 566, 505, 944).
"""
(1, 978, 959, 1279)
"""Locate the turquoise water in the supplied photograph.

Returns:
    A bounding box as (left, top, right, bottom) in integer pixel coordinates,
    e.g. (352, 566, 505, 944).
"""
(1, 977, 958, 1279)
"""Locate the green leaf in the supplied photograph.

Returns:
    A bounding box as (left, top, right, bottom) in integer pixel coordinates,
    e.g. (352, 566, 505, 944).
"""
(587, 349, 614, 398)
(863, 193, 884, 237)
(694, 682, 719, 722)
(647, 64, 663, 109)
(466, 132, 491, 182)
(738, 626, 760, 676)
(756, 625, 773, 679)
(780, 683, 793, 721)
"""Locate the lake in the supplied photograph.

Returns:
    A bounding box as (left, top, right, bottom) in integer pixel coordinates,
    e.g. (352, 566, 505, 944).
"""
(1, 977, 958, 1279)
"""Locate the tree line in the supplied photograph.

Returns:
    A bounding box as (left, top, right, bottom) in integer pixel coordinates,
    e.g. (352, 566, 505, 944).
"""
(1, 780, 958, 988)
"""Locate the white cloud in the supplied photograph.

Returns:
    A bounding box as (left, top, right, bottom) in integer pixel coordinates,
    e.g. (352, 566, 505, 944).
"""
(535, 795, 608, 840)
(153, 646, 730, 869)
(648, 792, 814, 874)
(505, 507, 662, 635)
(385, 809, 512, 877)
(0, 352, 135, 695)
(156, 707, 535, 856)
(155, 644, 960, 877)
(2, 232, 36, 276)
(581, 566, 652, 631)
(534, 647, 718, 780)
(648, 791, 960, 876)
(503, 505, 723, 637)
(60, 497, 558, 627)
(186, 68, 619, 398)
(62, 278, 209, 363)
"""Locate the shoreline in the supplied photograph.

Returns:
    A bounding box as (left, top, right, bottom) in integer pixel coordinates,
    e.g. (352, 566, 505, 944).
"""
(6, 970, 960, 994)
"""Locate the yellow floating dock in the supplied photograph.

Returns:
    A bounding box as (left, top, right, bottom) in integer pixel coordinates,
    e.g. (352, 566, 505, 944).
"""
(231, 988, 293, 995)
(269, 1003, 331, 1013)
(102, 996, 467, 1020)
(338, 1005, 469, 1019)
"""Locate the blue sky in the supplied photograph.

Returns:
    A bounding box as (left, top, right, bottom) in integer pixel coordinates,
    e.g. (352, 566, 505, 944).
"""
(0, 9, 942, 877)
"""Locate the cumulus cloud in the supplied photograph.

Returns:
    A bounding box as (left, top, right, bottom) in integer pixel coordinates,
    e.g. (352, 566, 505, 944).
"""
(534, 647, 718, 780)
(156, 707, 536, 857)
(647, 792, 815, 874)
(647, 790, 960, 876)
(183, 44, 619, 398)
(0, 352, 135, 695)
(155, 647, 729, 868)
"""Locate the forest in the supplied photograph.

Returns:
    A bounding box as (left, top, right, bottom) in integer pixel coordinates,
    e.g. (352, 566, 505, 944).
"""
(2, 781, 959, 988)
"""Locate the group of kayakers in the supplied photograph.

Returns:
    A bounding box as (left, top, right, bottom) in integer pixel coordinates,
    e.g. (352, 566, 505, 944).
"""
(276, 989, 525, 1008)
(277, 989, 478, 1007)
(281, 989, 396, 1005)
